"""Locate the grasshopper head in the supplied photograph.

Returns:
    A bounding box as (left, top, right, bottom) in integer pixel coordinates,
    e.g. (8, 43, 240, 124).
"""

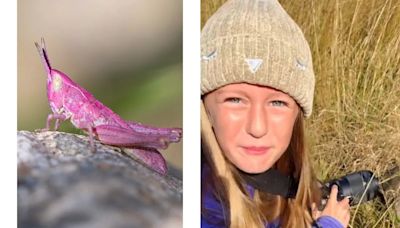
(35, 38, 66, 111)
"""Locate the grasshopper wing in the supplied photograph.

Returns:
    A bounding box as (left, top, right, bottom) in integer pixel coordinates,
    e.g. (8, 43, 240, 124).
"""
(126, 121, 182, 144)
(95, 124, 170, 150)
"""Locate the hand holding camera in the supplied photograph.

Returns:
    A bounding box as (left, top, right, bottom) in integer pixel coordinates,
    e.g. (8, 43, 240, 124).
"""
(313, 170, 381, 227)
(313, 185, 351, 227)
(320, 170, 380, 208)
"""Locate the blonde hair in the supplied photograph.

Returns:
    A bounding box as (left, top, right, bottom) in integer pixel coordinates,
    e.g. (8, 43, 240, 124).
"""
(201, 102, 321, 228)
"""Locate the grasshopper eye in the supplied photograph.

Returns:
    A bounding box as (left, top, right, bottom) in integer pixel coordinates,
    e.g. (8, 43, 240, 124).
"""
(52, 74, 63, 92)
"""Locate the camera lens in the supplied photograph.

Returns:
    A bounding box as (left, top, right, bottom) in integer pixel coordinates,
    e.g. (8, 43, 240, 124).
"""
(321, 170, 380, 208)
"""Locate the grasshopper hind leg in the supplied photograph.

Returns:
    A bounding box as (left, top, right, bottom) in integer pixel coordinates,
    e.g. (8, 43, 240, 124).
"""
(124, 148, 168, 175)
(87, 126, 97, 153)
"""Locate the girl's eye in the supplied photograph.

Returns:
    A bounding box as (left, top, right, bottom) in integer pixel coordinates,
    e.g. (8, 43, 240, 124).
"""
(225, 97, 242, 103)
(271, 100, 287, 107)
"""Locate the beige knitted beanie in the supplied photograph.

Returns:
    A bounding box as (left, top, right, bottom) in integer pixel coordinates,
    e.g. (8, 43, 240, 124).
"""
(201, 0, 315, 117)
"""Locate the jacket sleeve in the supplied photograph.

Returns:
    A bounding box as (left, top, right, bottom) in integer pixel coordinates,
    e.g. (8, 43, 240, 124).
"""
(312, 216, 343, 228)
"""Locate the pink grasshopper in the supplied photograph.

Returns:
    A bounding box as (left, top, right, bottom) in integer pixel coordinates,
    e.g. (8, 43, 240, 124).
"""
(35, 38, 182, 175)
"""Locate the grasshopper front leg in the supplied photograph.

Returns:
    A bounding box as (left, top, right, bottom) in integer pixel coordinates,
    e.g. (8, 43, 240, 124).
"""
(45, 113, 68, 131)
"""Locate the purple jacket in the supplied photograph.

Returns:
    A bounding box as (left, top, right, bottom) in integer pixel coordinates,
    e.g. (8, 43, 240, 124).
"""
(201, 165, 343, 228)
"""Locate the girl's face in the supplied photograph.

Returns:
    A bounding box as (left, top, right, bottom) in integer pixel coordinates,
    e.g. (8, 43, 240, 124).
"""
(204, 83, 299, 174)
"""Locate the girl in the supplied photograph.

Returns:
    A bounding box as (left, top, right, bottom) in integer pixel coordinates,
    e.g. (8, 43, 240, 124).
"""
(201, 0, 350, 227)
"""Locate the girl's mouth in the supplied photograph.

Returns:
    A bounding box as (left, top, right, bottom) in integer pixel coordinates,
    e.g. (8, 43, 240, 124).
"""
(241, 146, 270, 155)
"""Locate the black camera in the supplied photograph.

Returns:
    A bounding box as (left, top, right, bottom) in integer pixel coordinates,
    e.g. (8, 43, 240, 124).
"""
(320, 170, 380, 209)
(239, 169, 381, 209)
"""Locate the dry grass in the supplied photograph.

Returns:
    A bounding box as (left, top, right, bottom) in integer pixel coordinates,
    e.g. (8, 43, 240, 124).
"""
(202, 0, 400, 227)
(280, 0, 400, 226)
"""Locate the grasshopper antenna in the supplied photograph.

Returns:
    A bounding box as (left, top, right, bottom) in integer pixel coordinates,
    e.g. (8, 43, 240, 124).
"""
(35, 37, 52, 74)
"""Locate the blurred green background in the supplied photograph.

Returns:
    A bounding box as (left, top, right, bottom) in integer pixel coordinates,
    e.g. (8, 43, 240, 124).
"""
(18, 0, 182, 171)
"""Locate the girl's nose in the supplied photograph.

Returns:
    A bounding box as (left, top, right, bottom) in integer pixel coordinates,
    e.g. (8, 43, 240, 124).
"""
(246, 105, 268, 138)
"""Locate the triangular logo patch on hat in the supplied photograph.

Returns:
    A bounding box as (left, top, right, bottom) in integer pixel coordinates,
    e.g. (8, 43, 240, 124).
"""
(245, 58, 263, 73)
(202, 50, 217, 61)
(295, 59, 307, 71)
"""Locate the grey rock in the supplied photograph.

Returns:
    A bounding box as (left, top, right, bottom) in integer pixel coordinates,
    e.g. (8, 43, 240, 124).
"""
(18, 130, 182, 228)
